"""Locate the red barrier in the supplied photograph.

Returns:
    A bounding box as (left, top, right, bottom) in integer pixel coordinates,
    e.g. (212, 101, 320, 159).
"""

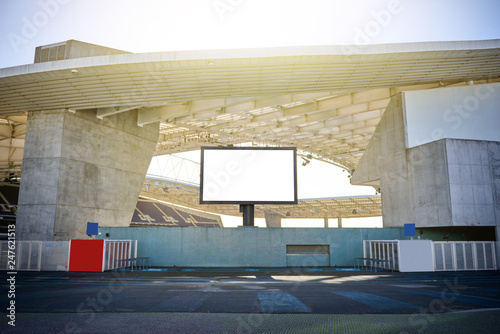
(68, 240, 105, 272)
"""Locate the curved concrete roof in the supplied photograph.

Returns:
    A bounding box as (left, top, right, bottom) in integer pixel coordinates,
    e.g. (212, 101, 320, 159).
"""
(1, 39, 500, 174)
(2, 40, 500, 113)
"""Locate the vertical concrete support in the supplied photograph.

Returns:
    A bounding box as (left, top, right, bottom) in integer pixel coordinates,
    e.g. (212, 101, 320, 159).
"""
(17, 109, 159, 241)
(491, 142, 500, 263)
(265, 211, 282, 228)
(323, 218, 328, 228)
(351, 87, 500, 239)
(496, 228, 500, 268)
(338, 217, 343, 228)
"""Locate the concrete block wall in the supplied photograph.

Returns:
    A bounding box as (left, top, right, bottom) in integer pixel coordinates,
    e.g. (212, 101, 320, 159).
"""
(17, 109, 159, 240)
(351, 93, 414, 227)
(355, 136, 499, 229)
(34, 40, 130, 63)
(352, 93, 499, 232)
(98, 227, 406, 267)
(407, 140, 452, 227)
(447, 140, 500, 227)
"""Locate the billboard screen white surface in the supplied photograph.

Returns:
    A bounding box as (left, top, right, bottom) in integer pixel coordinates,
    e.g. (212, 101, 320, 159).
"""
(403, 83, 500, 148)
(200, 147, 297, 204)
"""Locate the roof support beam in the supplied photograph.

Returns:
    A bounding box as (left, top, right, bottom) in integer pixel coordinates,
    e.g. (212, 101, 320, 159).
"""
(96, 105, 142, 119)
(138, 104, 189, 125)
(137, 92, 342, 125)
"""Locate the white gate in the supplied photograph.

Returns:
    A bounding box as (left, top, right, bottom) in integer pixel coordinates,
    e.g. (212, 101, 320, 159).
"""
(16, 241, 43, 271)
(434, 241, 496, 271)
(1, 239, 137, 272)
(363, 240, 497, 272)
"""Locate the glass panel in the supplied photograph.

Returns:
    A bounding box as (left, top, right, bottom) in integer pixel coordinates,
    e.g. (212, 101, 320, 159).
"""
(434, 243, 444, 270)
(19, 242, 32, 270)
(29, 242, 41, 270)
(484, 243, 493, 269)
(464, 243, 474, 270)
(443, 243, 453, 270)
(455, 243, 465, 270)
(476, 243, 485, 270)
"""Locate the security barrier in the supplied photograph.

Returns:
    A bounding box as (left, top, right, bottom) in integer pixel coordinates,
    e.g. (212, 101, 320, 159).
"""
(1, 239, 137, 272)
(363, 240, 497, 272)
(364, 240, 398, 271)
(434, 241, 496, 271)
(103, 240, 137, 271)
(0, 241, 44, 271)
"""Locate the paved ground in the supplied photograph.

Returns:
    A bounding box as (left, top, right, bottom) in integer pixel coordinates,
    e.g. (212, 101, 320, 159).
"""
(1, 268, 500, 333)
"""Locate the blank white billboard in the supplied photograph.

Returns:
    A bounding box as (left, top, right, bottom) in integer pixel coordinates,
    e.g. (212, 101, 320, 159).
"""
(403, 83, 500, 148)
(200, 147, 297, 204)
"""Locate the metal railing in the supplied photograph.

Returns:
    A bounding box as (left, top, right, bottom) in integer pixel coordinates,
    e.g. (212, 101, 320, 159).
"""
(0, 241, 70, 271)
(434, 241, 496, 271)
(363, 240, 398, 271)
(103, 240, 137, 271)
(1, 239, 138, 272)
(362, 240, 497, 272)
(115, 257, 151, 271)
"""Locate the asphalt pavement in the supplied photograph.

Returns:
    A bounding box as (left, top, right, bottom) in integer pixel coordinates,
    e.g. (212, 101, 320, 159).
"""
(1, 268, 500, 333)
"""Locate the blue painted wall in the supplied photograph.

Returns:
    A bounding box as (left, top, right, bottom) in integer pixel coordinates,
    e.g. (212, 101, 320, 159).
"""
(98, 227, 406, 267)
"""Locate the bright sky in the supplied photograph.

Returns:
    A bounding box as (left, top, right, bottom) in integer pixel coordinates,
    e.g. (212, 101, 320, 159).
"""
(1, 0, 498, 226)
(148, 150, 380, 227)
(148, 150, 376, 199)
(1, 0, 499, 68)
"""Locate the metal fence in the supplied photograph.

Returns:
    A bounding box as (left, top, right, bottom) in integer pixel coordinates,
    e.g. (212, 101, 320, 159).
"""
(1, 239, 137, 272)
(434, 241, 496, 271)
(363, 240, 497, 272)
(363, 240, 398, 271)
(103, 240, 137, 271)
(0, 241, 70, 271)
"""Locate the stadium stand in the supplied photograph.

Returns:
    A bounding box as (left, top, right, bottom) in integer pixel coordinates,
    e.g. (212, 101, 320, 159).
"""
(131, 198, 222, 227)
(0, 186, 221, 239)
(0, 184, 18, 240)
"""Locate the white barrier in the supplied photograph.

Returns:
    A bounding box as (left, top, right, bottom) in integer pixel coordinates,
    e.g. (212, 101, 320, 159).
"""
(0, 239, 137, 272)
(434, 241, 496, 271)
(103, 240, 136, 271)
(364, 240, 497, 272)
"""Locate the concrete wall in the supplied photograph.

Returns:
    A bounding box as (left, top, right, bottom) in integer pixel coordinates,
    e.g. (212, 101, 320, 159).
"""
(34, 40, 130, 63)
(350, 93, 411, 226)
(98, 227, 406, 267)
(447, 140, 500, 227)
(351, 85, 500, 231)
(17, 109, 159, 240)
(405, 140, 451, 227)
(368, 137, 500, 228)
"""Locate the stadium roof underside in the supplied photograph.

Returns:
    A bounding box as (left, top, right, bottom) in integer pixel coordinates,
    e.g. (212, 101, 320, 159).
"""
(1, 40, 500, 175)
(0, 39, 499, 218)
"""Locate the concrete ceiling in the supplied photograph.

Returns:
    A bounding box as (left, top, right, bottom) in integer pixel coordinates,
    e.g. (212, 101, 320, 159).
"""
(1, 39, 500, 178)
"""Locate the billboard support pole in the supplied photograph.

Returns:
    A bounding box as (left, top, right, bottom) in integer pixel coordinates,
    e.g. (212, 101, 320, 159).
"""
(240, 204, 255, 226)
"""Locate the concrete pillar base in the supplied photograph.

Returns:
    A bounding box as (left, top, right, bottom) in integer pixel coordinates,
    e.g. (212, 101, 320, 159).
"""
(265, 211, 282, 228)
(17, 109, 159, 240)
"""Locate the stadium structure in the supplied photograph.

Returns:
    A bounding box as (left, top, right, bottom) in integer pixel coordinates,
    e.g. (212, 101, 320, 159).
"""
(0, 39, 499, 268)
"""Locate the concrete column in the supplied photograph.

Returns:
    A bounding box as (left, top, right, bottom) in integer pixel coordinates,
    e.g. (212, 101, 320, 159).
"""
(323, 218, 328, 228)
(264, 211, 282, 228)
(496, 228, 500, 269)
(338, 217, 343, 228)
(17, 109, 159, 240)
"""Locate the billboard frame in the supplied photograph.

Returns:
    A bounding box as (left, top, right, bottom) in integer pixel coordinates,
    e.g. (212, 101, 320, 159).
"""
(199, 146, 298, 205)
